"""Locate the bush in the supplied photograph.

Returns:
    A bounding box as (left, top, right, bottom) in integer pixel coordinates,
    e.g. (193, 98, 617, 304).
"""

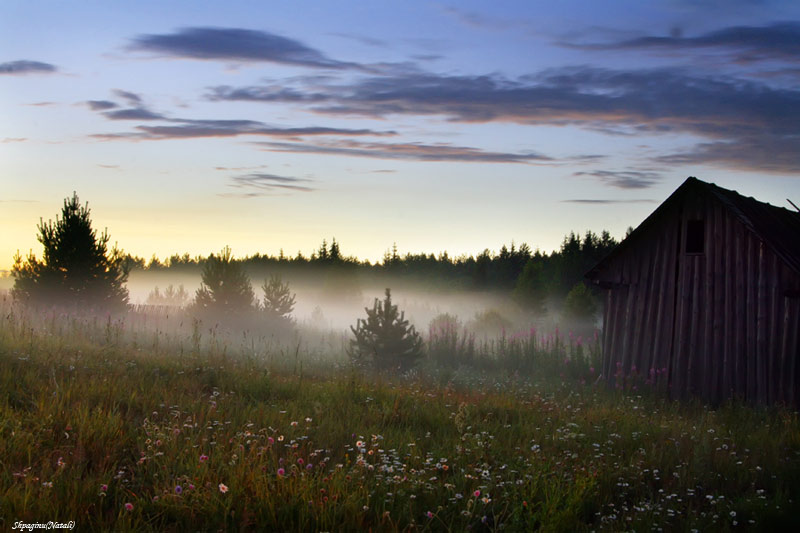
(563, 282, 598, 322)
(11, 192, 129, 311)
(349, 288, 423, 371)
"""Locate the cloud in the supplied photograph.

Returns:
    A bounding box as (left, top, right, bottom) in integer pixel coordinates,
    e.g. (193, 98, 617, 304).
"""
(211, 65, 799, 173)
(129, 27, 357, 69)
(214, 67, 800, 138)
(330, 32, 388, 48)
(655, 134, 800, 174)
(573, 170, 663, 189)
(564, 22, 800, 64)
(93, 119, 395, 141)
(0, 60, 56, 75)
(104, 108, 166, 120)
(561, 198, 656, 204)
(113, 89, 143, 105)
(1, 137, 27, 143)
(226, 173, 314, 195)
(256, 139, 552, 163)
(87, 100, 118, 111)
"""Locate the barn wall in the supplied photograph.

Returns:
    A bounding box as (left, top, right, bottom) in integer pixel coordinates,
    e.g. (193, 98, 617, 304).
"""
(596, 191, 800, 405)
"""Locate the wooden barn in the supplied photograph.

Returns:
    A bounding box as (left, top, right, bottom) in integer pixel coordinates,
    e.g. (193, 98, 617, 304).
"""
(586, 177, 800, 405)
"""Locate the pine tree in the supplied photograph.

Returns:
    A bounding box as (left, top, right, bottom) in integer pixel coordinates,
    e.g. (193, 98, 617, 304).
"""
(261, 274, 296, 324)
(193, 246, 254, 314)
(12, 192, 129, 310)
(349, 288, 423, 371)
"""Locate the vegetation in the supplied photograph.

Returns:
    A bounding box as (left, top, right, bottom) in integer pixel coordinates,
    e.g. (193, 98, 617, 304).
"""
(145, 284, 189, 307)
(349, 288, 424, 371)
(123, 231, 618, 315)
(563, 282, 599, 322)
(193, 246, 255, 315)
(261, 274, 296, 325)
(11, 193, 129, 310)
(1, 300, 798, 531)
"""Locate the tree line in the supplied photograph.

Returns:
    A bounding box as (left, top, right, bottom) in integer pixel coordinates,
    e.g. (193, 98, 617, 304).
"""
(11, 193, 620, 318)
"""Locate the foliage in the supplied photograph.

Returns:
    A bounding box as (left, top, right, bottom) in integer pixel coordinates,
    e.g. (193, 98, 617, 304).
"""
(145, 284, 189, 307)
(467, 308, 513, 337)
(349, 288, 423, 371)
(261, 274, 296, 324)
(427, 313, 475, 367)
(193, 246, 254, 315)
(11, 192, 129, 311)
(513, 259, 548, 315)
(1, 302, 799, 532)
(563, 282, 598, 321)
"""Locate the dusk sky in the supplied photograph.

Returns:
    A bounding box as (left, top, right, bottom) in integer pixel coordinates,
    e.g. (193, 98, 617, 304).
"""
(3, 0, 800, 271)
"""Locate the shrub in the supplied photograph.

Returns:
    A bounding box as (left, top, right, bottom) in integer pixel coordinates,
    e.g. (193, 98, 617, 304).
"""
(563, 282, 598, 322)
(349, 288, 423, 371)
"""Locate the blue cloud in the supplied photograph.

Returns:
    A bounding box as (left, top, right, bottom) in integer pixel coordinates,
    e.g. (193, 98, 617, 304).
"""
(0, 60, 56, 75)
(129, 27, 357, 69)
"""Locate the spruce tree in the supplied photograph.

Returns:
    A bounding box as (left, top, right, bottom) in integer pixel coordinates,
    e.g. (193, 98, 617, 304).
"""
(261, 274, 296, 324)
(11, 192, 129, 310)
(349, 288, 423, 371)
(193, 246, 254, 314)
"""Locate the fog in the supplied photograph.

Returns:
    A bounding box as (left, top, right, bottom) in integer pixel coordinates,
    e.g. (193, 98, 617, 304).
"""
(125, 268, 558, 337)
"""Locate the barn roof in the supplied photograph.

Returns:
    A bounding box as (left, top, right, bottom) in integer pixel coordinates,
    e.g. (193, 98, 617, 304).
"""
(587, 176, 800, 279)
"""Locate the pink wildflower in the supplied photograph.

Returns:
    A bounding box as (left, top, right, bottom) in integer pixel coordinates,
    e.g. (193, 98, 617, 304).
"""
(124, 502, 134, 511)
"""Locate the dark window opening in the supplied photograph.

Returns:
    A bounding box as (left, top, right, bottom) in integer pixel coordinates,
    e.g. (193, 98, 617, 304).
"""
(685, 219, 705, 254)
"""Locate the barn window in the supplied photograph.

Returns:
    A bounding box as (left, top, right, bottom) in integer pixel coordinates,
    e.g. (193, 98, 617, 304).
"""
(685, 219, 705, 254)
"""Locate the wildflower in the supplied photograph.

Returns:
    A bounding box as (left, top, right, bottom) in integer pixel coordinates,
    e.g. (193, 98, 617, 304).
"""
(291, 421, 298, 427)
(124, 502, 134, 511)
(268, 436, 274, 445)
(199, 454, 209, 463)
(101, 484, 108, 492)
(426, 511, 434, 519)
(473, 490, 481, 498)
(187, 483, 195, 490)
(306, 464, 313, 470)
(278, 435, 284, 442)
(175, 485, 183, 494)
(57, 457, 65, 467)
(219, 483, 229, 493)
(298, 458, 304, 465)
(277, 468, 286, 477)
(42, 481, 53, 488)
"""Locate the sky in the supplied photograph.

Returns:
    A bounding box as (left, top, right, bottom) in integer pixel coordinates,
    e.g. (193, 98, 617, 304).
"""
(2, 0, 800, 271)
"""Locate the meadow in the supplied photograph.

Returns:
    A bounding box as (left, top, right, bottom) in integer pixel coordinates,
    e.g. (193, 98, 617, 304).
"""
(1, 297, 799, 532)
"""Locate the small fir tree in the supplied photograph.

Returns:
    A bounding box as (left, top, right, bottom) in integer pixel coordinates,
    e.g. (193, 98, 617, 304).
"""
(193, 246, 254, 314)
(349, 288, 423, 371)
(261, 274, 296, 324)
(11, 192, 129, 310)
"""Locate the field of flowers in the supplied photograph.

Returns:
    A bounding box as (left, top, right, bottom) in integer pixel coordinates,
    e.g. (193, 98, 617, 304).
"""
(1, 302, 799, 531)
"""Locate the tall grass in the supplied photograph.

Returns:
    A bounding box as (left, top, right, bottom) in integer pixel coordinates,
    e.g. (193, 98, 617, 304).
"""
(1, 298, 799, 531)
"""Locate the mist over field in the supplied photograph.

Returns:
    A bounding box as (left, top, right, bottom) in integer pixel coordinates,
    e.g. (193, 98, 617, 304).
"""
(4, 0, 800, 529)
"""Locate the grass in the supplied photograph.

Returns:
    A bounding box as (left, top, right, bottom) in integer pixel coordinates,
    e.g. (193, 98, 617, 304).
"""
(1, 300, 799, 531)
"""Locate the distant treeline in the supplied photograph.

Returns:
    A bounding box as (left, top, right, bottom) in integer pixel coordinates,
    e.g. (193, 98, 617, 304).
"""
(127, 230, 621, 313)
